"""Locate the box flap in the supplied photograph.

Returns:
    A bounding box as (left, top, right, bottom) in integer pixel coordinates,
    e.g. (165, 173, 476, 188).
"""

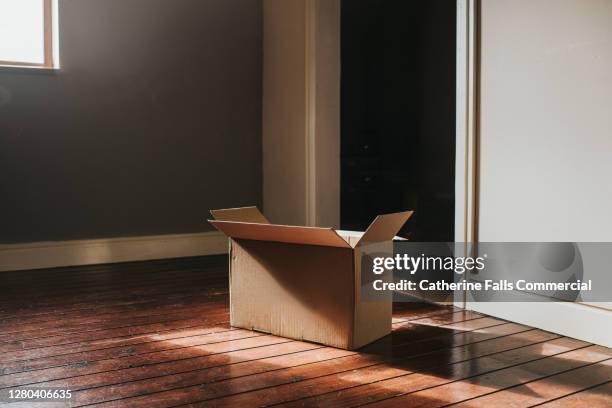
(355, 210, 414, 247)
(209, 220, 352, 248)
(336, 230, 407, 246)
(210, 206, 270, 224)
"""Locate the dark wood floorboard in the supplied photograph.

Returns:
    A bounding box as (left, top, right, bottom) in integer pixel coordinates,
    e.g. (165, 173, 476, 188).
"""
(0, 256, 609, 407)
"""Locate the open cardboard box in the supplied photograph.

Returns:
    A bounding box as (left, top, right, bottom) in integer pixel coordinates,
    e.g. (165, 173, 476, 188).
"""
(209, 207, 413, 350)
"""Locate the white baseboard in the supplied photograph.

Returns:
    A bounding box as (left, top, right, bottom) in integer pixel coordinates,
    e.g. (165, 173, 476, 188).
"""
(0, 231, 228, 272)
(466, 301, 612, 348)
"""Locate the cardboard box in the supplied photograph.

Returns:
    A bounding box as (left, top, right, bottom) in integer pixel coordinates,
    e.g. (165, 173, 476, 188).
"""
(209, 207, 413, 350)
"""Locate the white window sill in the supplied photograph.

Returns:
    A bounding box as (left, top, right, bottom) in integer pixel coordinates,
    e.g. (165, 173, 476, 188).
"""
(0, 64, 60, 74)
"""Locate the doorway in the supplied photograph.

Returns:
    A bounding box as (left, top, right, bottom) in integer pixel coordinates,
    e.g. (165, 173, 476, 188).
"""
(340, 0, 456, 241)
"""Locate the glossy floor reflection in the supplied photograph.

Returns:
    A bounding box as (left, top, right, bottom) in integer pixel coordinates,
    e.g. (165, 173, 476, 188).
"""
(0, 256, 609, 407)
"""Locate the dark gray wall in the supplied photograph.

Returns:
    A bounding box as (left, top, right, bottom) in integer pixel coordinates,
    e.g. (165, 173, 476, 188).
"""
(0, 0, 262, 244)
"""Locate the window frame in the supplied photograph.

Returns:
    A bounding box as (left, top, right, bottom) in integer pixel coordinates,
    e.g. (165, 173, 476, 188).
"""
(0, 0, 55, 69)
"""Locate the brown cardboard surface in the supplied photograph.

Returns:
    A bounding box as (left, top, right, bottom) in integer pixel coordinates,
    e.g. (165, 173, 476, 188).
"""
(356, 210, 414, 246)
(230, 239, 355, 349)
(209, 220, 352, 248)
(335, 230, 364, 247)
(336, 230, 408, 247)
(210, 207, 413, 349)
(352, 243, 393, 348)
(210, 206, 270, 224)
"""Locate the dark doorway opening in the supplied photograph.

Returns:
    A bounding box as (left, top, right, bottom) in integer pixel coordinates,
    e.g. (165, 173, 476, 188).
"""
(341, 0, 456, 241)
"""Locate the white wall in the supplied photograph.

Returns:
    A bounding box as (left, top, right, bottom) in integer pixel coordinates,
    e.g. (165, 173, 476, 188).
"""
(262, 0, 308, 226)
(480, 0, 612, 242)
(262, 0, 340, 227)
(472, 0, 612, 346)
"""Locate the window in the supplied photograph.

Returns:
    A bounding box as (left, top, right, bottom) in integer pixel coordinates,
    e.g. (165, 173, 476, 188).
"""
(0, 0, 58, 68)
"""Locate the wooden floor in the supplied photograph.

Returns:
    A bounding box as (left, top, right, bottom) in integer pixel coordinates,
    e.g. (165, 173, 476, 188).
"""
(0, 256, 610, 408)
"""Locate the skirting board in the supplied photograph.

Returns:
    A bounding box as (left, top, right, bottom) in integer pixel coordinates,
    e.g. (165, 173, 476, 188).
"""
(466, 301, 612, 348)
(0, 231, 228, 272)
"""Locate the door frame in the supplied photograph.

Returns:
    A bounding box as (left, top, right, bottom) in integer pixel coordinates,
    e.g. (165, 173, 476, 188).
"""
(454, 0, 480, 308)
